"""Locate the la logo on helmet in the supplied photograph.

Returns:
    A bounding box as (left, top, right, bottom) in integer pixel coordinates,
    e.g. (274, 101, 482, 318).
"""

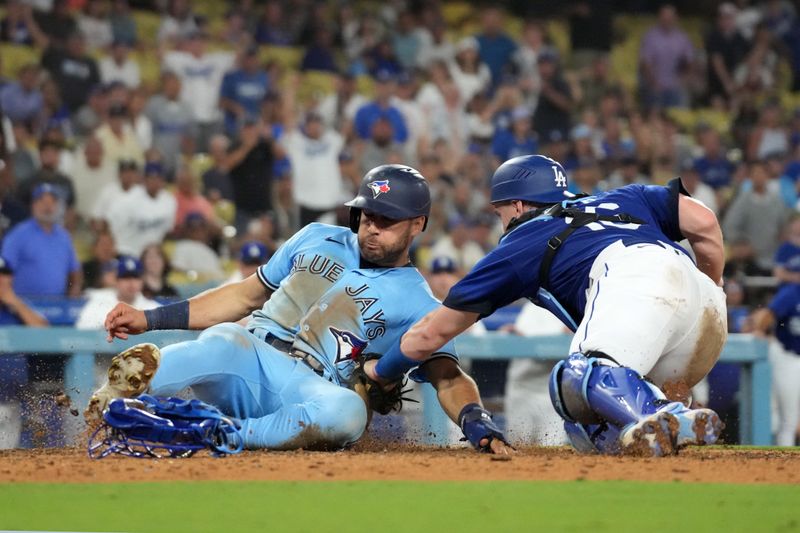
(368, 180, 391, 198)
(552, 166, 567, 188)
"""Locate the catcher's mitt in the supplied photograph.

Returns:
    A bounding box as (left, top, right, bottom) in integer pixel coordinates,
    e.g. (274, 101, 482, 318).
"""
(353, 353, 418, 416)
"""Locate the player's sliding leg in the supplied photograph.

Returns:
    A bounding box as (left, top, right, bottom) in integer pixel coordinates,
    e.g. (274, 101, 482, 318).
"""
(237, 376, 368, 450)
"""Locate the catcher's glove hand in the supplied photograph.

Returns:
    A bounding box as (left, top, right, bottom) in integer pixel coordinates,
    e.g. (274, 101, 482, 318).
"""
(353, 353, 418, 416)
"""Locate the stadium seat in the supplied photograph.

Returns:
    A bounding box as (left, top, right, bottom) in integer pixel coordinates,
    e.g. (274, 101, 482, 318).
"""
(0, 44, 40, 78)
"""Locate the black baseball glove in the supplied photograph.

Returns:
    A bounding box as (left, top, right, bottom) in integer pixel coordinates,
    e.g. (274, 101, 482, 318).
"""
(353, 353, 418, 415)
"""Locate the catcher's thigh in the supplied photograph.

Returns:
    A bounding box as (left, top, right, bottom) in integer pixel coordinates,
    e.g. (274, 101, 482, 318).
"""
(570, 241, 727, 388)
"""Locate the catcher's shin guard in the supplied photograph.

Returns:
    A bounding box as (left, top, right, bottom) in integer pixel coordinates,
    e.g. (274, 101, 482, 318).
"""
(549, 353, 680, 456)
(88, 395, 244, 459)
(85, 343, 161, 423)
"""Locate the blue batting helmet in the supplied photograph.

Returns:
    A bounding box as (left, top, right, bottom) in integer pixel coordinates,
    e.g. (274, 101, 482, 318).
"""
(489, 155, 569, 204)
(345, 165, 431, 232)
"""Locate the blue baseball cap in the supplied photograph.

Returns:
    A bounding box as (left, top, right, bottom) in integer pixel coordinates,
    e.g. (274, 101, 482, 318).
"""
(32, 183, 63, 201)
(116, 255, 143, 278)
(239, 241, 269, 265)
(431, 256, 457, 274)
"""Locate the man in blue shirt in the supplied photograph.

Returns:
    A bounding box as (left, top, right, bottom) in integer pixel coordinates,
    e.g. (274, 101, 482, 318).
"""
(393, 155, 727, 456)
(2, 184, 82, 297)
(219, 46, 269, 136)
(475, 6, 517, 88)
(353, 70, 408, 144)
(751, 283, 800, 445)
(491, 106, 538, 166)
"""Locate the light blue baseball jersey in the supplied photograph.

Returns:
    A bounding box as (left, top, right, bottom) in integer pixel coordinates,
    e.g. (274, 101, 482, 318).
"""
(250, 223, 457, 385)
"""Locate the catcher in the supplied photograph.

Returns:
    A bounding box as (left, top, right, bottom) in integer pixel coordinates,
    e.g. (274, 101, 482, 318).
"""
(87, 165, 512, 455)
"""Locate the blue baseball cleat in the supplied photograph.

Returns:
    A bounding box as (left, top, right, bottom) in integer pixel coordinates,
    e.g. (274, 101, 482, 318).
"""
(619, 407, 680, 457)
(663, 403, 724, 448)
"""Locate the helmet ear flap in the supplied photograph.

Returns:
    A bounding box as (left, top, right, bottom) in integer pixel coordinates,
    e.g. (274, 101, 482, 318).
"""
(349, 208, 362, 233)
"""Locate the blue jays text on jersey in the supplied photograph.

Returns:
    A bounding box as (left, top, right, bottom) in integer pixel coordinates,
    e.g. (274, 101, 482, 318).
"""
(251, 223, 457, 385)
(444, 181, 689, 330)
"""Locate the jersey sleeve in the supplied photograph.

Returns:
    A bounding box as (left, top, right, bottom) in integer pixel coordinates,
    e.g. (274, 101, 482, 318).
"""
(769, 285, 798, 320)
(256, 224, 317, 290)
(774, 243, 792, 268)
(443, 244, 529, 318)
(639, 179, 686, 242)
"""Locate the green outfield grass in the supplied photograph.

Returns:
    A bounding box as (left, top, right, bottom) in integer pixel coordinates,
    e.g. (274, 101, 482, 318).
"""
(1, 480, 798, 532)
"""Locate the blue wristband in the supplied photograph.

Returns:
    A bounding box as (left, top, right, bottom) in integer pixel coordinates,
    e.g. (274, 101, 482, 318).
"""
(144, 300, 190, 330)
(374, 343, 420, 380)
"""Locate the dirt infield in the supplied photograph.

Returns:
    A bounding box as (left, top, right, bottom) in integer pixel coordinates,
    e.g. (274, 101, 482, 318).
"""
(0, 444, 798, 484)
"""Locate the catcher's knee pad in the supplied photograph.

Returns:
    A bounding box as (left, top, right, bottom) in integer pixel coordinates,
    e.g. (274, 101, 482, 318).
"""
(549, 353, 666, 428)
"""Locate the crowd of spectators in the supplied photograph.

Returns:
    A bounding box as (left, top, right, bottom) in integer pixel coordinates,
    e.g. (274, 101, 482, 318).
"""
(2, 0, 800, 446)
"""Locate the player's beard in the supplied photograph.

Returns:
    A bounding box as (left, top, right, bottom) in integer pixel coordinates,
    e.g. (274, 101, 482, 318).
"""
(358, 227, 412, 266)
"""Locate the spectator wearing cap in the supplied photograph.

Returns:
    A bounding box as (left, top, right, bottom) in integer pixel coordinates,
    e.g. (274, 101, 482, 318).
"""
(223, 116, 276, 233)
(40, 30, 100, 113)
(353, 70, 408, 144)
(90, 158, 141, 230)
(171, 212, 225, 281)
(474, 6, 517, 88)
(95, 102, 145, 167)
(1, 183, 82, 297)
(162, 30, 236, 151)
(107, 161, 177, 257)
(99, 38, 141, 89)
(17, 139, 76, 209)
(0, 255, 47, 450)
(281, 74, 346, 227)
(226, 241, 271, 285)
(705, 3, 749, 107)
(428, 215, 486, 272)
(491, 105, 538, 167)
(145, 71, 196, 177)
(72, 136, 116, 223)
(76, 255, 158, 330)
(638, 5, 695, 109)
(449, 36, 491, 104)
(426, 256, 460, 301)
(219, 46, 270, 137)
(563, 123, 599, 174)
(0, 64, 43, 126)
(533, 47, 573, 143)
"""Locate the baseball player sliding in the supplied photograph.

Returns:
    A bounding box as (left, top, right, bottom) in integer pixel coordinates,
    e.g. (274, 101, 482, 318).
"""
(374, 155, 727, 456)
(86, 165, 512, 454)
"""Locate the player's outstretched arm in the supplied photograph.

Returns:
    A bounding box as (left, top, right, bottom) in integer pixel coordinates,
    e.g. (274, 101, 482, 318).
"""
(424, 358, 513, 455)
(678, 194, 724, 285)
(104, 274, 272, 341)
(400, 306, 480, 361)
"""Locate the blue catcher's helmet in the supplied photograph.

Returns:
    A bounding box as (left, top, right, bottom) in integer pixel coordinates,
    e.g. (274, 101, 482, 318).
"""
(345, 164, 431, 232)
(489, 155, 569, 204)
